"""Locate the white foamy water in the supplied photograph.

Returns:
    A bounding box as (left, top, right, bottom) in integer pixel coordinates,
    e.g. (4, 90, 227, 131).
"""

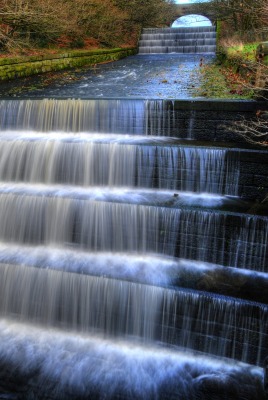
(0, 183, 238, 207)
(0, 244, 179, 286)
(0, 319, 263, 399)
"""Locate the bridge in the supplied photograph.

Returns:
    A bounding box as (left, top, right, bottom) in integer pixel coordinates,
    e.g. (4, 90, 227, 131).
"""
(169, 3, 216, 27)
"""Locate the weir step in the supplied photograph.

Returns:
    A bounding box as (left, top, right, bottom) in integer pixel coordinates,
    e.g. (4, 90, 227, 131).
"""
(0, 98, 267, 397)
(0, 263, 267, 366)
(138, 26, 217, 54)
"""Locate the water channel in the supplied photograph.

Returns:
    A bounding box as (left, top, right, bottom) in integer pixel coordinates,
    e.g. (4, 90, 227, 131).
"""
(0, 54, 214, 99)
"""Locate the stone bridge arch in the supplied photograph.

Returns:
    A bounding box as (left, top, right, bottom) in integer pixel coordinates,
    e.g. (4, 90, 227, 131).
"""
(169, 4, 216, 27)
(172, 14, 213, 27)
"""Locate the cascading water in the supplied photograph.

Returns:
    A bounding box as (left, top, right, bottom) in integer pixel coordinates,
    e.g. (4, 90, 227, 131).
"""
(0, 98, 267, 399)
(138, 27, 216, 54)
(0, 133, 239, 194)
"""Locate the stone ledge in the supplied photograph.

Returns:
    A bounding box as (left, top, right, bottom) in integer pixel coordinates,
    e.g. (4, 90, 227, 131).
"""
(170, 99, 266, 112)
(0, 48, 136, 81)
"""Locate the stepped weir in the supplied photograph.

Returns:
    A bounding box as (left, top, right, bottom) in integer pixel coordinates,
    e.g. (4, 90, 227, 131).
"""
(0, 97, 267, 399)
(138, 26, 216, 54)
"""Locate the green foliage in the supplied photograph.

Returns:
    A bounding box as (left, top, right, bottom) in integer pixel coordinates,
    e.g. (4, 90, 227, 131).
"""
(227, 43, 258, 61)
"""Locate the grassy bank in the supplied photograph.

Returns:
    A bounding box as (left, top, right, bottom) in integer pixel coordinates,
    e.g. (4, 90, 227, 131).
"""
(195, 42, 266, 99)
(194, 63, 255, 99)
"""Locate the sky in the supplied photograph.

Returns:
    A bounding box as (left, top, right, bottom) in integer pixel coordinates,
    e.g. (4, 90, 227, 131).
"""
(173, 0, 211, 26)
(175, 0, 209, 4)
(172, 14, 212, 26)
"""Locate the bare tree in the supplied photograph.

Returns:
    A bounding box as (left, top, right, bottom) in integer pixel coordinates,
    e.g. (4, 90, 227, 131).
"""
(114, 0, 177, 28)
(0, 0, 178, 51)
(230, 58, 267, 145)
(192, 0, 268, 40)
(0, 0, 77, 50)
(233, 108, 268, 147)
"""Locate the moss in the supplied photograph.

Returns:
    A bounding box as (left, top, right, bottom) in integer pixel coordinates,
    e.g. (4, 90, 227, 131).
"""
(227, 43, 258, 62)
(0, 48, 136, 81)
(216, 20, 222, 51)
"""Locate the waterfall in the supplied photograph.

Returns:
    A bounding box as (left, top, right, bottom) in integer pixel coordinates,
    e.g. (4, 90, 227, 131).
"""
(0, 132, 239, 194)
(0, 98, 266, 398)
(0, 99, 147, 134)
(138, 27, 216, 54)
(0, 98, 179, 136)
(0, 188, 266, 269)
(0, 320, 264, 400)
(0, 263, 266, 366)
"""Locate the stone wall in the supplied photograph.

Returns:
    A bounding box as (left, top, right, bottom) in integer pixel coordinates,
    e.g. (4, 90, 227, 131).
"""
(173, 100, 268, 201)
(0, 48, 136, 81)
(154, 99, 266, 142)
(238, 148, 268, 201)
(146, 100, 268, 201)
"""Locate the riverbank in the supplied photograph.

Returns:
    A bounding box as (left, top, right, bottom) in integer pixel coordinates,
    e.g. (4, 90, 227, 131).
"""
(0, 47, 136, 82)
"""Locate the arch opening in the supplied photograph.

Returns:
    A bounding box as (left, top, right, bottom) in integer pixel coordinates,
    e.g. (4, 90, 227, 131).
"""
(172, 14, 213, 27)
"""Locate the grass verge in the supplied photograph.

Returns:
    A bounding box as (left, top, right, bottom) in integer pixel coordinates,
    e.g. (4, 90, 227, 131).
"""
(194, 63, 255, 99)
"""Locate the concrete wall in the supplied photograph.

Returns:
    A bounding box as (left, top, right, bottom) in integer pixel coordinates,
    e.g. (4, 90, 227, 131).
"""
(0, 48, 136, 81)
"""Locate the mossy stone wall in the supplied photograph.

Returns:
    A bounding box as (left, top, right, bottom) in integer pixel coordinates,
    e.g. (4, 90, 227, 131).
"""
(0, 48, 136, 81)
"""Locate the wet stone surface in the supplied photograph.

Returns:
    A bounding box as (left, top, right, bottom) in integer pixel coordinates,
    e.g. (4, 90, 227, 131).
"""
(0, 54, 215, 99)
